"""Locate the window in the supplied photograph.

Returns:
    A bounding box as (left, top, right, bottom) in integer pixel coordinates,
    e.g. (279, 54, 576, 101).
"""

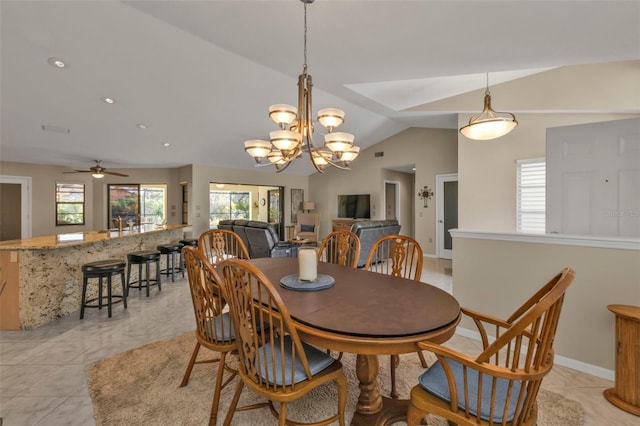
(108, 184, 166, 227)
(517, 158, 546, 233)
(140, 185, 167, 224)
(56, 183, 85, 225)
(209, 190, 250, 227)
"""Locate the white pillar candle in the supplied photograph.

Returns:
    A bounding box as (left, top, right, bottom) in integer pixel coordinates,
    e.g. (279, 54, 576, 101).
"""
(298, 248, 317, 282)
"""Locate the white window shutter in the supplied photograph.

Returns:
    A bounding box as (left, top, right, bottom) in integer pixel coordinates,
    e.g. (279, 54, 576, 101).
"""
(517, 159, 546, 233)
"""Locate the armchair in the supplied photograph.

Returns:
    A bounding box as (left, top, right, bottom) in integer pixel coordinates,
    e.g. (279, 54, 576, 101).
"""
(294, 213, 320, 243)
(407, 267, 576, 426)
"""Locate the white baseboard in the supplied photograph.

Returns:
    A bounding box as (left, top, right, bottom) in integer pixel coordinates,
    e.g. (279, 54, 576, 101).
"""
(455, 327, 614, 381)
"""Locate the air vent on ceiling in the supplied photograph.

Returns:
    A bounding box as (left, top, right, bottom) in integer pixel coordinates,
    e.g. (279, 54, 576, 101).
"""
(41, 125, 70, 134)
(374, 151, 384, 157)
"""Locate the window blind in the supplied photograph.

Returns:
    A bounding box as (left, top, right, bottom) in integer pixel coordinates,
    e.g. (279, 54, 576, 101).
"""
(517, 159, 546, 233)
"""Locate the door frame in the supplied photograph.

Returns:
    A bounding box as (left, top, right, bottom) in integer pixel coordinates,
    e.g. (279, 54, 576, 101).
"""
(0, 175, 32, 239)
(436, 173, 458, 259)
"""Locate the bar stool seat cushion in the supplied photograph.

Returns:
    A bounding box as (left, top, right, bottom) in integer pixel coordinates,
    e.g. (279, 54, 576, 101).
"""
(157, 243, 183, 253)
(82, 259, 126, 275)
(128, 250, 161, 261)
(179, 239, 198, 247)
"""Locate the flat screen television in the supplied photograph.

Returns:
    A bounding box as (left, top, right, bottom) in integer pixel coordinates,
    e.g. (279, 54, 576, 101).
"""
(338, 194, 371, 219)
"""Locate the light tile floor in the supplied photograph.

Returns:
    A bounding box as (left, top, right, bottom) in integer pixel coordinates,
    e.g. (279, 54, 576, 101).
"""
(0, 258, 637, 425)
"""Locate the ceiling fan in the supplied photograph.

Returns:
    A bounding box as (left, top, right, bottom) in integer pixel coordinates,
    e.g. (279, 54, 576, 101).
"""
(64, 160, 128, 178)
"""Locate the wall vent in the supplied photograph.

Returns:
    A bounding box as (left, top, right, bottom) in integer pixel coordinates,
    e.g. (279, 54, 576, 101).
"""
(374, 151, 384, 157)
(41, 124, 70, 134)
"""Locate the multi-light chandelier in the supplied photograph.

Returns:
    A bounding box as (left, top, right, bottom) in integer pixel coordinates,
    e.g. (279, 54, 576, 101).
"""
(244, 0, 359, 173)
(459, 73, 518, 141)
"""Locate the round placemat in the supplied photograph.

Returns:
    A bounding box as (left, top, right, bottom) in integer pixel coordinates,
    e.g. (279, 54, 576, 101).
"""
(280, 274, 335, 291)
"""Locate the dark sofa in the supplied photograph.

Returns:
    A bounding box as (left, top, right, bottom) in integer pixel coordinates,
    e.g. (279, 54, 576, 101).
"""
(351, 219, 401, 268)
(217, 220, 291, 258)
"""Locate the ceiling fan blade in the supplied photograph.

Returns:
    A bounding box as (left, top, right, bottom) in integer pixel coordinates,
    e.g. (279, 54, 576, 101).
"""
(63, 170, 91, 173)
(104, 171, 129, 177)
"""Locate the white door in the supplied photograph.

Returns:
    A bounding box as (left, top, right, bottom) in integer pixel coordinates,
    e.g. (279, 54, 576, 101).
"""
(546, 118, 640, 237)
(436, 173, 458, 259)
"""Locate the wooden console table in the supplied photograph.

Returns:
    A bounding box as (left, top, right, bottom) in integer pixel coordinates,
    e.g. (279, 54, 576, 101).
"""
(604, 304, 640, 416)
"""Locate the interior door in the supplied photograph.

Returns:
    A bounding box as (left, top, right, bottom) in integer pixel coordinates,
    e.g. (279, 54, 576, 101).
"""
(546, 118, 640, 237)
(0, 175, 32, 240)
(436, 173, 458, 259)
(384, 181, 398, 220)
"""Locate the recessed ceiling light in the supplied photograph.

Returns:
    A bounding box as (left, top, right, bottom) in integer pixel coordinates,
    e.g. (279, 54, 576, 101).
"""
(162, 142, 171, 147)
(47, 57, 66, 68)
(136, 123, 147, 129)
(412, 167, 416, 171)
(101, 97, 115, 104)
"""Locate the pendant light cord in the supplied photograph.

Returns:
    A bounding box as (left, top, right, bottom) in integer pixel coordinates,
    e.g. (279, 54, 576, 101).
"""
(485, 72, 490, 96)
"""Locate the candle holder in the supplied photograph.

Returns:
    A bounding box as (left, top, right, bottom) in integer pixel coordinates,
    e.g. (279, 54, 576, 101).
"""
(298, 247, 318, 282)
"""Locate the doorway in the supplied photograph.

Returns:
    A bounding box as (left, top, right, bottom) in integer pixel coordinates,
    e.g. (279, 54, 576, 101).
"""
(384, 181, 399, 221)
(436, 173, 458, 259)
(0, 175, 32, 240)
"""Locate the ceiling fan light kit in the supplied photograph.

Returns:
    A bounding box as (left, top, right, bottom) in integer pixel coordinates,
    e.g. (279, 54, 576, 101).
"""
(243, 0, 360, 173)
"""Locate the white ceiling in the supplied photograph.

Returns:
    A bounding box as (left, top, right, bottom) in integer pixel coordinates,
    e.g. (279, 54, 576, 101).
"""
(1, 0, 639, 175)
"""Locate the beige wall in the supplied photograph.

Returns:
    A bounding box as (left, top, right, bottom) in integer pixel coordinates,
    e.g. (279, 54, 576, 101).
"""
(0, 161, 309, 240)
(458, 113, 640, 232)
(309, 127, 458, 254)
(454, 112, 640, 374)
(452, 235, 640, 371)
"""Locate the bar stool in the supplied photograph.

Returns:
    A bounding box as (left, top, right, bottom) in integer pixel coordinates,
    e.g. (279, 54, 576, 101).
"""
(179, 239, 197, 269)
(80, 259, 127, 319)
(127, 250, 161, 297)
(157, 243, 184, 282)
(179, 238, 198, 248)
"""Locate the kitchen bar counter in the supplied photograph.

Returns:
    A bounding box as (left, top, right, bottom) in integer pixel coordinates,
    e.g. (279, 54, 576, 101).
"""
(0, 225, 190, 330)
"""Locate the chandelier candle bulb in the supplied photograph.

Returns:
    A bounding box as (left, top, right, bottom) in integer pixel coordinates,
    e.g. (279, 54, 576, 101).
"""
(298, 248, 318, 282)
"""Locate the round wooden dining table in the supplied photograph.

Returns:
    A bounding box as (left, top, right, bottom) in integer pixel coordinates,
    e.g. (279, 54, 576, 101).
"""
(249, 257, 461, 426)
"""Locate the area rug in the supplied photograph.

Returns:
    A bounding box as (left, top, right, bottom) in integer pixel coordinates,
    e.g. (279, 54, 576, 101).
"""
(89, 332, 584, 425)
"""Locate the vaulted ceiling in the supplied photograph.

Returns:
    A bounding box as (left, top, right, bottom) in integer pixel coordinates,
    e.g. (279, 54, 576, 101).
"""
(1, 0, 638, 175)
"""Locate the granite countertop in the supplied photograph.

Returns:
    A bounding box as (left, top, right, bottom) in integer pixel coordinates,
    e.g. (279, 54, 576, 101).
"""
(0, 224, 189, 250)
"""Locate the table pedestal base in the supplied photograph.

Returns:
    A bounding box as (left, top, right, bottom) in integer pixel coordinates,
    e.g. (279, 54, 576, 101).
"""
(351, 396, 409, 426)
(351, 354, 409, 426)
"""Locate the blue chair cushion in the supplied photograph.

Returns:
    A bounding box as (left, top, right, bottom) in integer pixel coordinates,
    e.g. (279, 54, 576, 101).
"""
(204, 312, 235, 341)
(418, 359, 524, 423)
(258, 335, 335, 386)
(300, 224, 315, 232)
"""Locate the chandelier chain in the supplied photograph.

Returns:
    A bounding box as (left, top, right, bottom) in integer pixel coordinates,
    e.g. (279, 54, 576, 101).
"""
(303, 2, 308, 72)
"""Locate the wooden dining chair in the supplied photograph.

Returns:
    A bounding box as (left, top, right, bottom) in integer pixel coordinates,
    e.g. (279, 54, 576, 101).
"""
(198, 229, 249, 265)
(365, 234, 423, 281)
(317, 230, 361, 268)
(407, 267, 576, 426)
(218, 258, 348, 426)
(365, 234, 426, 399)
(180, 246, 238, 426)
